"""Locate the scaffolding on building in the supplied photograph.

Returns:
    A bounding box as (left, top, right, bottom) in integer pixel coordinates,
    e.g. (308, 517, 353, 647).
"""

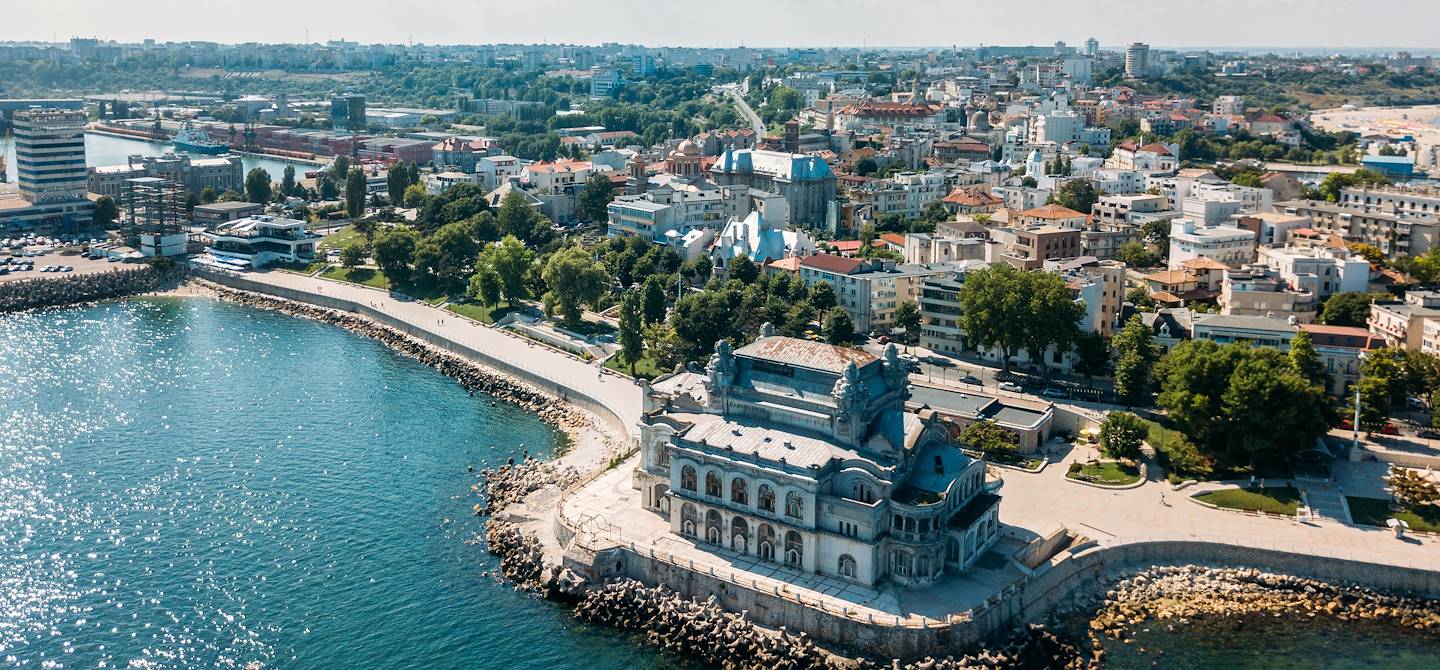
(122, 176, 191, 256)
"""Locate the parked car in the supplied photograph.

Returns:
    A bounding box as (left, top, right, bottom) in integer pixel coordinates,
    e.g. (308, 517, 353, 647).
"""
(921, 355, 955, 368)
(998, 381, 1024, 393)
(957, 373, 982, 385)
(1041, 386, 1071, 400)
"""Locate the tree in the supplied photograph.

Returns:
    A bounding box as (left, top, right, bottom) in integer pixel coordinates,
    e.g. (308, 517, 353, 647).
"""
(542, 245, 611, 327)
(1020, 176, 1038, 188)
(618, 289, 645, 375)
(497, 190, 548, 244)
(809, 281, 837, 324)
(1230, 172, 1263, 188)
(1099, 412, 1148, 461)
(372, 227, 419, 282)
(642, 274, 668, 325)
(1073, 330, 1110, 380)
(1320, 292, 1383, 328)
(345, 167, 367, 219)
(822, 307, 855, 344)
(387, 162, 414, 203)
(958, 264, 1028, 369)
(680, 256, 712, 284)
(183, 191, 199, 216)
(476, 235, 534, 306)
(1347, 242, 1386, 265)
(892, 301, 921, 343)
(1318, 168, 1389, 202)
(959, 420, 1019, 459)
(199, 186, 217, 204)
(352, 218, 378, 245)
(315, 172, 340, 200)
(413, 221, 481, 292)
(244, 167, 272, 204)
(728, 255, 760, 284)
(1288, 329, 1327, 388)
(1021, 272, 1087, 377)
(339, 243, 366, 268)
(1050, 179, 1100, 214)
(577, 173, 614, 223)
(1117, 240, 1159, 268)
(330, 155, 350, 182)
(1386, 467, 1440, 510)
(281, 165, 298, 197)
(1113, 315, 1160, 404)
(1220, 355, 1329, 464)
(92, 196, 119, 228)
(855, 157, 878, 176)
(1357, 375, 1392, 427)
(467, 265, 502, 306)
(403, 183, 429, 208)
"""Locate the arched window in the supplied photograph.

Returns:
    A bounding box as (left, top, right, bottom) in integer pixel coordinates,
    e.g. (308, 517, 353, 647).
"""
(680, 465, 696, 492)
(657, 446, 670, 468)
(681, 503, 698, 537)
(784, 531, 803, 567)
(852, 481, 874, 504)
(785, 492, 804, 519)
(705, 471, 722, 498)
(654, 483, 670, 514)
(731, 477, 749, 505)
(891, 549, 912, 577)
(705, 509, 723, 544)
(757, 524, 776, 561)
(731, 516, 749, 552)
(757, 484, 776, 513)
(838, 554, 857, 579)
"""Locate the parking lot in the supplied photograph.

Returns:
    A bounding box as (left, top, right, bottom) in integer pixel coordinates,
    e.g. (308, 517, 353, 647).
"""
(0, 247, 131, 284)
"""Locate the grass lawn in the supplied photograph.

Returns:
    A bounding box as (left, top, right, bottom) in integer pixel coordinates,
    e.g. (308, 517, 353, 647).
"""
(320, 266, 390, 290)
(1067, 461, 1142, 485)
(318, 225, 365, 251)
(446, 301, 521, 325)
(605, 353, 664, 380)
(558, 319, 616, 337)
(961, 448, 1043, 470)
(271, 259, 325, 274)
(1195, 486, 1302, 516)
(1347, 496, 1440, 533)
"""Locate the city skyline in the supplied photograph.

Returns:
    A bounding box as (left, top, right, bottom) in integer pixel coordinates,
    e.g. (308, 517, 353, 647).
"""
(6, 0, 1440, 51)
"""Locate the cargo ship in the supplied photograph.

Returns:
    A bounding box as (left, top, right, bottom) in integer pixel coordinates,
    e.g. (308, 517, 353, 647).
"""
(172, 122, 228, 154)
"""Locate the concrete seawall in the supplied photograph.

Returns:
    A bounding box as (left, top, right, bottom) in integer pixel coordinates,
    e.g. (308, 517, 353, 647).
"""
(198, 270, 634, 443)
(576, 534, 1440, 659)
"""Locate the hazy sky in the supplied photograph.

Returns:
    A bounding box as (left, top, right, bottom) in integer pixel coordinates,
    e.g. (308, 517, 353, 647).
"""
(6, 0, 1440, 49)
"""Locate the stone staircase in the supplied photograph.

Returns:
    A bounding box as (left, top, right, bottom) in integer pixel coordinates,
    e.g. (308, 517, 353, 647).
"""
(1299, 483, 1352, 524)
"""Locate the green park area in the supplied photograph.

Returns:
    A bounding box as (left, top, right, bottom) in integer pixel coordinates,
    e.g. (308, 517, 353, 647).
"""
(1347, 497, 1440, 533)
(1195, 486, 1303, 516)
(1066, 461, 1142, 486)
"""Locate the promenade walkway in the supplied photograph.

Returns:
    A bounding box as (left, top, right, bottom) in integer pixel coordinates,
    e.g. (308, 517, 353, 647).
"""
(205, 269, 645, 468)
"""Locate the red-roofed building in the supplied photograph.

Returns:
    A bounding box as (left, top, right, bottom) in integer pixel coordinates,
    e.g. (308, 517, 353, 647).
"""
(1105, 140, 1178, 172)
(834, 100, 945, 130)
(940, 187, 1002, 216)
(1015, 203, 1087, 228)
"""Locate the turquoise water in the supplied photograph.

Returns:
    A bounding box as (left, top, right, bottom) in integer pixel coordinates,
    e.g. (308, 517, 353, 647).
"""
(0, 298, 683, 669)
(3, 298, 1435, 670)
(1099, 612, 1440, 669)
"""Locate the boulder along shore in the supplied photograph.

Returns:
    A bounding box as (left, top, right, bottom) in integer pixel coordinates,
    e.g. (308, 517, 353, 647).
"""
(194, 278, 606, 449)
(0, 264, 188, 313)
(1083, 565, 1440, 657)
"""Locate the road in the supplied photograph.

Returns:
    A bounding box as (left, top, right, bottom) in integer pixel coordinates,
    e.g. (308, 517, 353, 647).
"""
(717, 83, 766, 137)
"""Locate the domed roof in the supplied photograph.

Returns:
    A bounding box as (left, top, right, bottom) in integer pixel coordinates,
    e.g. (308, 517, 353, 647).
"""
(969, 110, 991, 130)
(674, 139, 701, 156)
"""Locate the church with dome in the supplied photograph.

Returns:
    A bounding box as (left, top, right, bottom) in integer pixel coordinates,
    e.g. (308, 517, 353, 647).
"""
(633, 330, 1002, 588)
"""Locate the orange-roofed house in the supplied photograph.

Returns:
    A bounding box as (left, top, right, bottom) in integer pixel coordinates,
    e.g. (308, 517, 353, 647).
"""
(940, 187, 1002, 216)
(1014, 203, 1087, 229)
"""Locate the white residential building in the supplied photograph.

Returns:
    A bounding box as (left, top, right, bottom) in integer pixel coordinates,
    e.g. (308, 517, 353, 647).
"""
(1257, 245, 1370, 300)
(1167, 218, 1257, 270)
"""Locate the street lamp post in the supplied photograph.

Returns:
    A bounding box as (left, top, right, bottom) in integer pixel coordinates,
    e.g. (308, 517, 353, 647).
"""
(1352, 350, 1368, 459)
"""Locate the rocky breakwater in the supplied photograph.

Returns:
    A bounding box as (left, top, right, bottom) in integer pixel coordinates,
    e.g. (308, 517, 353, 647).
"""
(200, 280, 600, 438)
(1084, 565, 1440, 658)
(572, 579, 1090, 670)
(0, 264, 187, 312)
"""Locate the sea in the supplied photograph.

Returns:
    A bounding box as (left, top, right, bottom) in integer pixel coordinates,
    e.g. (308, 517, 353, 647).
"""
(1, 297, 1435, 669)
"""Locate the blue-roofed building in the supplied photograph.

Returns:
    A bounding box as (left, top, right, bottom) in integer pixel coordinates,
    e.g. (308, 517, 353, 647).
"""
(710, 148, 837, 227)
(635, 334, 1001, 588)
(1361, 154, 1415, 179)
